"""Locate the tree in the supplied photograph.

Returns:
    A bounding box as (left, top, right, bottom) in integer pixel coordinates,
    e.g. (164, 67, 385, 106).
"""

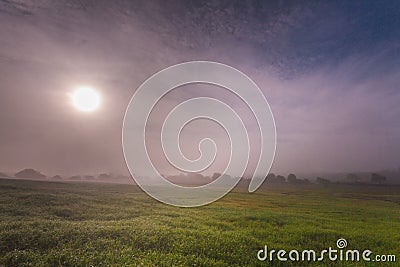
(52, 175, 62, 180)
(316, 177, 331, 185)
(211, 173, 221, 180)
(287, 173, 297, 183)
(0, 172, 9, 178)
(345, 173, 360, 183)
(276, 175, 286, 183)
(15, 169, 46, 179)
(266, 173, 276, 183)
(371, 173, 386, 184)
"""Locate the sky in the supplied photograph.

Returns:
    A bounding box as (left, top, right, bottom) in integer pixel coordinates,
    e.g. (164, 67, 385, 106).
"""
(0, 0, 399, 178)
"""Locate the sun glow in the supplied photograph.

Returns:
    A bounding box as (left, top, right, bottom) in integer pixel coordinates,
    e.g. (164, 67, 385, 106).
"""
(71, 87, 100, 112)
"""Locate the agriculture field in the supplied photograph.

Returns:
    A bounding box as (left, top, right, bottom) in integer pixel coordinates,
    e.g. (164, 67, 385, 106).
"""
(0, 178, 399, 266)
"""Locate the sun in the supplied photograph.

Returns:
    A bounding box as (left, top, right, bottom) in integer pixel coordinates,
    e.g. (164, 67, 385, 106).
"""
(71, 87, 100, 112)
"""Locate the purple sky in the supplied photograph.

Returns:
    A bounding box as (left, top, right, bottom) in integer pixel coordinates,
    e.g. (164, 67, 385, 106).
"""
(0, 1, 399, 177)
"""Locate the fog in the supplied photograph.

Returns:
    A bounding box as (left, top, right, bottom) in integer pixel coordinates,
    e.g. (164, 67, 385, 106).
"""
(0, 1, 399, 178)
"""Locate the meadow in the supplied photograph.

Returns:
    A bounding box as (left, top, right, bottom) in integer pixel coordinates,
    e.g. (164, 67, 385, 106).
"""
(0, 178, 399, 266)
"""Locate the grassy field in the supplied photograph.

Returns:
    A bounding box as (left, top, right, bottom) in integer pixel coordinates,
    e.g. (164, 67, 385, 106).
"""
(0, 178, 399, 266)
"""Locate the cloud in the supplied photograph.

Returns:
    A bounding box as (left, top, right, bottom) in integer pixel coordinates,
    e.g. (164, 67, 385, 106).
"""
(0, 0, 399, 176)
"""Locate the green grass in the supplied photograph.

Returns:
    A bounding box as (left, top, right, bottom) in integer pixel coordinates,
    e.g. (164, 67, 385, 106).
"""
(0, 178, 399, 266)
